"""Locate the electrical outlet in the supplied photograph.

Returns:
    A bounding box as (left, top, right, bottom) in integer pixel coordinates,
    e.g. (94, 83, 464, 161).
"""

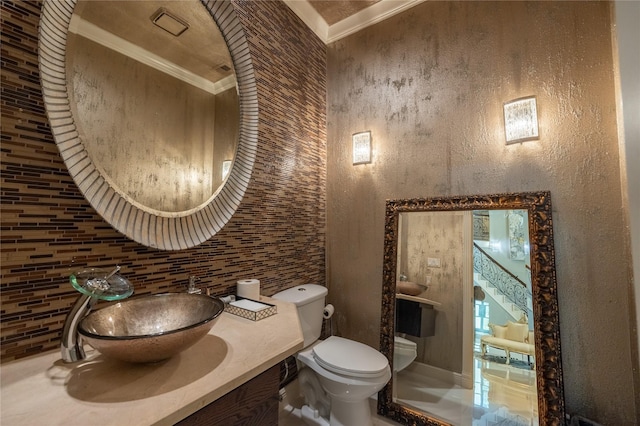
(427, 257, 441, 268)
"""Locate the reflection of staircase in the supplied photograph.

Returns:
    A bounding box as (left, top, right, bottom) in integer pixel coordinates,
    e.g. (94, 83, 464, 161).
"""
(474, 272, 524, 321)
(473, 243, 531, 315)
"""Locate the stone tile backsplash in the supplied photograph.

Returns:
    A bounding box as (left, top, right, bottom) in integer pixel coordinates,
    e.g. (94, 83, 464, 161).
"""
(0, 0, 326, 362)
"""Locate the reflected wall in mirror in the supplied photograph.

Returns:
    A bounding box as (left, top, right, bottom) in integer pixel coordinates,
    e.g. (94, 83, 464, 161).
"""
(378, 192, 565, 426)
(39, 0, 257, 250)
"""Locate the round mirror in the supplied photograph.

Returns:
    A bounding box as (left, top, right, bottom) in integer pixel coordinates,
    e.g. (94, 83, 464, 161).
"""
(39, 0, 257, 250)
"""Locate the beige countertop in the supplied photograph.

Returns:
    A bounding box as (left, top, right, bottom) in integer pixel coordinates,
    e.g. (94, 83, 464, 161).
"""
(0, 296, 303, 426)
(395, 293, 441, 306)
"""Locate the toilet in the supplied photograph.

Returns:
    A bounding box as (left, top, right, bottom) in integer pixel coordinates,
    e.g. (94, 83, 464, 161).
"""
(273, 284, 391, 426)
(393, 336, 417, 372)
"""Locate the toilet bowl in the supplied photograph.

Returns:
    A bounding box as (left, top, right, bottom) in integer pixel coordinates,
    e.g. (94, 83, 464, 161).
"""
(297, 336, 391, 426)
(273, 285, 391, 426)
(393, 336, 417, 372)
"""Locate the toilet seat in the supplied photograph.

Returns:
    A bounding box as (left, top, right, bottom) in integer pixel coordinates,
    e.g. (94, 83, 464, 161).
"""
(312, 336, 389, 378)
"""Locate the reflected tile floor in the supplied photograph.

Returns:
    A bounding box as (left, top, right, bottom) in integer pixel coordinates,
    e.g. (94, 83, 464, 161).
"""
(395, 355, 538, 426)
(279, 355, 537, 426)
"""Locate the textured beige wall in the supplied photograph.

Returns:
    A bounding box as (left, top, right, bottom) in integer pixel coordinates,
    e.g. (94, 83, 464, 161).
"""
(326, 1, 637, 423)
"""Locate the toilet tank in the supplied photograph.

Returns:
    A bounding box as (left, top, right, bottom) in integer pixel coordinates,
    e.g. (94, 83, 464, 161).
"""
(272, 284, 327, 348)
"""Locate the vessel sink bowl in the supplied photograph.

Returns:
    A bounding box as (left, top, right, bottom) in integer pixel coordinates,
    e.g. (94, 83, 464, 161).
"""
(78, 293, 224, 363)
(396, 281, 428, 296)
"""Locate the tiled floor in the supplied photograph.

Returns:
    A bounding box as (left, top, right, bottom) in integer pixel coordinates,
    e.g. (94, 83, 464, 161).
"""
(278, 353, 536, 426)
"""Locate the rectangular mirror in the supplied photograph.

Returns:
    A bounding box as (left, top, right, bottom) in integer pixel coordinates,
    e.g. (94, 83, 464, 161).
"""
(378, 192, 565, 425)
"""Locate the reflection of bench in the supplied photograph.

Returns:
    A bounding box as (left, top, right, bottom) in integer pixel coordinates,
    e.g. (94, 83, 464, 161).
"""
(481, 321, 535, 365)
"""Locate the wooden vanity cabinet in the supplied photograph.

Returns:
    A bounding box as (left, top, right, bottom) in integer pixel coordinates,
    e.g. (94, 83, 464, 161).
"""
(176, 364, 280, 426)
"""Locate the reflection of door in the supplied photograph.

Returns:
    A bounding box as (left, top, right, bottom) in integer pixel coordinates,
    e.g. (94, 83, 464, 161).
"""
(462, 211, 474, 389)
(474, 300, 491, 352)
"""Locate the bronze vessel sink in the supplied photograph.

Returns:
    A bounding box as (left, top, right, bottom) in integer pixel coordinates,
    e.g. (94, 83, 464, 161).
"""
(78, 293, 224, 363)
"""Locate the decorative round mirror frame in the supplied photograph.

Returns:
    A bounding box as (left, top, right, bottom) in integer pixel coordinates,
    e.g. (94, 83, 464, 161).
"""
(378, 191, 565, 426)
(38, 0, 257, 250)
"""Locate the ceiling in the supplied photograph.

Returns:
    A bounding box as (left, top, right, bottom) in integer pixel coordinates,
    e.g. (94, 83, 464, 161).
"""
(284, 0, 426, 44)
(69, 0, 426, 86)
(308, 1, 381, 25)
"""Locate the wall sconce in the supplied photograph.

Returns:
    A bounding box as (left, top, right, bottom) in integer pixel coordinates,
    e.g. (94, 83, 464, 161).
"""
(352, 131, 372, 165)
(503, 96, 539, 144)
(222, 160, 232, 180)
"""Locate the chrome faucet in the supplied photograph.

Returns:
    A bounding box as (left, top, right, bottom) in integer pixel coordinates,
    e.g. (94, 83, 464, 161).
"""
(187, 276, 202, 294)
(61, 293, 98, 362)
(61, 266, 132, 363)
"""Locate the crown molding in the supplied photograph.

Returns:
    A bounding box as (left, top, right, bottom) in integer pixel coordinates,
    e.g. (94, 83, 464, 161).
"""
(327, 0, 427, 43)
(284, 0, 427, 44)
(282, 0, 330, 42)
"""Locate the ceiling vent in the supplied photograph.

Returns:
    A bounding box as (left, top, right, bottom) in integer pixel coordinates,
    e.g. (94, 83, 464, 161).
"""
(150, 8, 189, 37)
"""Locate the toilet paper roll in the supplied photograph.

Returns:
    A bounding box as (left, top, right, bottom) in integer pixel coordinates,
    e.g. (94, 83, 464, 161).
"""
(237, 279, 260, 300)
(323, 304, 334, 319)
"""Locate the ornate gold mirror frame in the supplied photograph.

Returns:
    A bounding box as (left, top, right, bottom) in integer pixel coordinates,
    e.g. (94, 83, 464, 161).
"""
(38, 0, 257, 250)
(378, 191, 565, 425)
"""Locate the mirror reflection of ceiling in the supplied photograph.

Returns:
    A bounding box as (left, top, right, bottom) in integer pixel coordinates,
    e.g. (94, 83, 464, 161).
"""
(74, 0, 233, 84)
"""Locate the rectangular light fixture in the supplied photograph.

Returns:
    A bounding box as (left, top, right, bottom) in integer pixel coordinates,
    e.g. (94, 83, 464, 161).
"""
(352, 131, 372, 165)
(503, 96, 539, 144)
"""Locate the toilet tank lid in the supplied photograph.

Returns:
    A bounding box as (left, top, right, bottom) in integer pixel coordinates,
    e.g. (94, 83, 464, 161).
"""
(271, 284, 327, 306)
